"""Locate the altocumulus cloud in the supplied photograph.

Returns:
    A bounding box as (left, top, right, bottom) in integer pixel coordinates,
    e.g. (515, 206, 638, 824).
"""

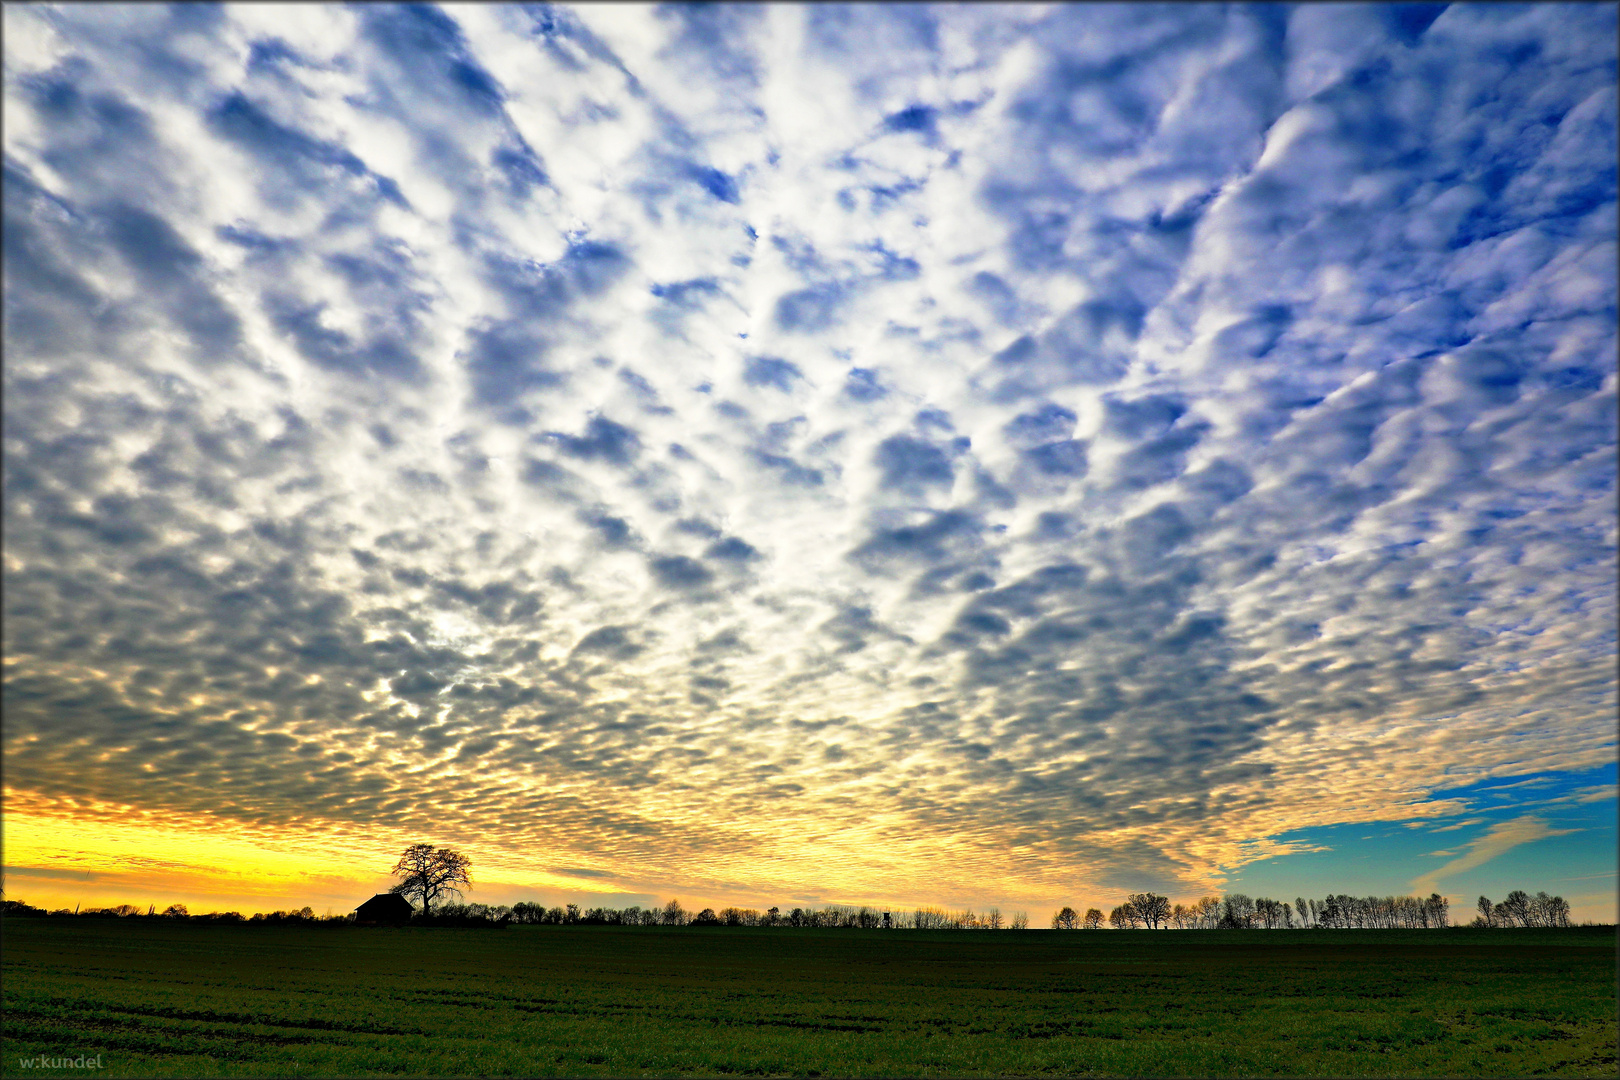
(2, 3, 1614, 906)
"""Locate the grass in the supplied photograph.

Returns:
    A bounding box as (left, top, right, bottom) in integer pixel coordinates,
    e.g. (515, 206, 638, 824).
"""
(3, 920, 1613, 1077)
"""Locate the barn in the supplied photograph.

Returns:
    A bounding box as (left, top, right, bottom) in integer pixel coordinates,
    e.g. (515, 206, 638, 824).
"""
(354, 893, 414, 924)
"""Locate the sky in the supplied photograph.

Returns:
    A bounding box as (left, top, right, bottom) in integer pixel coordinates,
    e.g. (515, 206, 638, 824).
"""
(3, 2, 1615, 924)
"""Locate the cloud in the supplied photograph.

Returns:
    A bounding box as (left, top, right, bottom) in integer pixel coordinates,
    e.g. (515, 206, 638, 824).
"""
(1406, 817, 1486, 832)
(1, 2, 1613, 912)
(873, 433, 959, 493)
(648, 554, 714, 591)
(1412, 816, 1579, 898)
(546, 415, 642, 465)
(742, 355, 802, 392)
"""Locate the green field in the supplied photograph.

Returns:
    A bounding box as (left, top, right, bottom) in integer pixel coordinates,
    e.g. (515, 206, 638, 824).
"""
(3, 920, 1613, 1077)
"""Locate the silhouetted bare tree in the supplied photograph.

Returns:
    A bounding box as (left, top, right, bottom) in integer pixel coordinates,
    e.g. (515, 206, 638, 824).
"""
(1052, 906, 1079, 929)
(1255, 897, 1286, 928)
(1127, 892, 1171, 929)
(1531, 891, 1570, 927)
(1220, 894, 1255, 929)
(1501, 890, 1533, 927)
(390, 844, 471, 916)
(1423, 893, 1449, 927)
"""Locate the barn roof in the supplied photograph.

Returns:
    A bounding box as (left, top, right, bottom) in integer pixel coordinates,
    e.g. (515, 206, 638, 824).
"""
(355, 893, 414, 916)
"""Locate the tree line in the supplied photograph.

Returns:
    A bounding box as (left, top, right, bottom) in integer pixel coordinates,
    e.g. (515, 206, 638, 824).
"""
(493, 900, 1033, 930)
(1046, 889, 1571, 929)
(1473, 891, 1572, 928)
(1051, 892, 1453, 929)
(3, 888, 1575, 930)
(0, 896, 1027, 930)
(0, 900, 345, 923)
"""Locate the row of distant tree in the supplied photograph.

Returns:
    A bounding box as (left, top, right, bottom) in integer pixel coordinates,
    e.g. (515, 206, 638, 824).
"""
(0, 900, 344, 923)
(2, 889, 1574, 929)
(1473, 891, 1573, 928)
(1051, 892, 1454, 929)
(1047, 889, 1571, 929)
(493, 900, 1033, 929)
(0, 897, 1013, 929)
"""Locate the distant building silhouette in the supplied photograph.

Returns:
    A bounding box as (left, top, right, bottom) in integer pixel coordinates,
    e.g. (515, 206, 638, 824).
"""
(355, 893, 413, 924)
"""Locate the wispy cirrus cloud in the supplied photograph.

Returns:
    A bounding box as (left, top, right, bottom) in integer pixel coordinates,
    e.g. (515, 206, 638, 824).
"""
(1411, 816, 1578, 899)
(1407, 817, 1486, 833)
